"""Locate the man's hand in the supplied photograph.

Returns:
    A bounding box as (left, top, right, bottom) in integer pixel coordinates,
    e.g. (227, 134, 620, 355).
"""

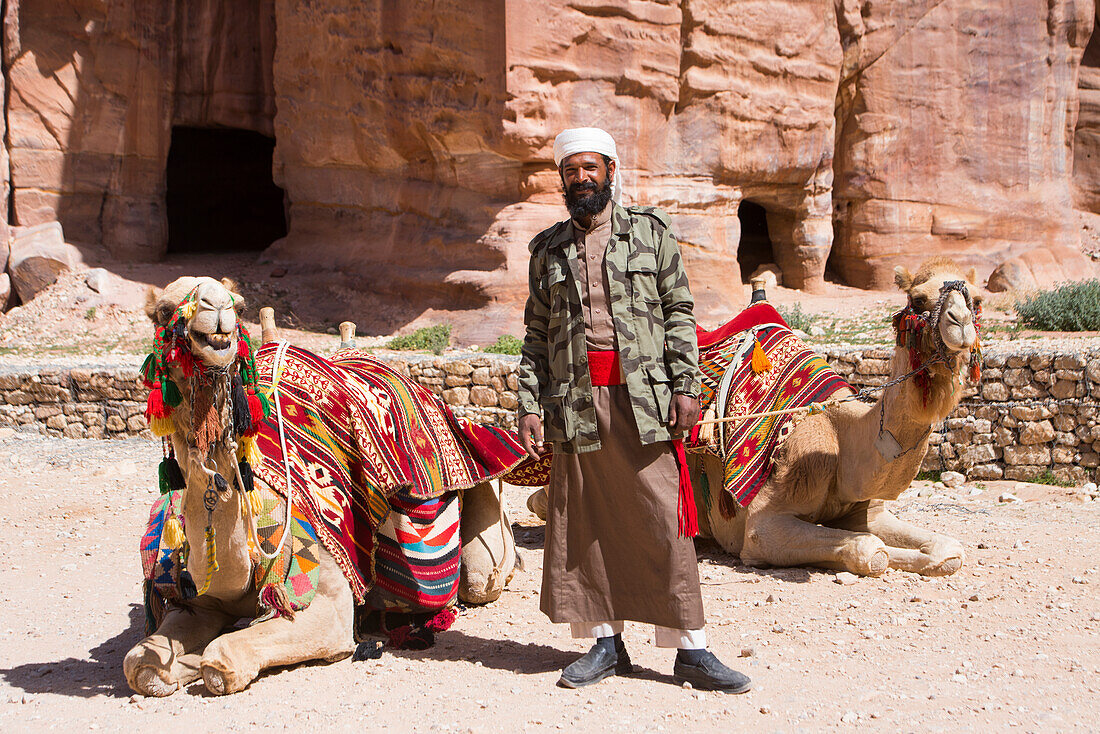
(519, 413, 546, 460)
(667, 393, 700, 436)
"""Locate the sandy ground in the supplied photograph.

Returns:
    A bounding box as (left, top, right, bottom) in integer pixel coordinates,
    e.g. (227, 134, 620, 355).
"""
(0, 429, 1097, 733)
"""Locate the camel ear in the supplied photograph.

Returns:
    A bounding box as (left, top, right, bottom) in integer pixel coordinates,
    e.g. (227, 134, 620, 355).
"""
(221, 278, 246, 312)
(894, 266, 914, 292)
(145, 287, 175, 326)
(966, 267, 977, 285)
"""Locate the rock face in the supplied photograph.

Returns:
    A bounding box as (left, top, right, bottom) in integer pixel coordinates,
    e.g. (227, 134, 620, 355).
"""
(7, 222, 80, 302)
(5, 0, 275, 258)
(833, 0, 1095, 289)
(3, 0, 1100, 336)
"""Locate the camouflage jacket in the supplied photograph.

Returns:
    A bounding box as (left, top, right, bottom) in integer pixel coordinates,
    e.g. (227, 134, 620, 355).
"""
(517, 202, 701, 453)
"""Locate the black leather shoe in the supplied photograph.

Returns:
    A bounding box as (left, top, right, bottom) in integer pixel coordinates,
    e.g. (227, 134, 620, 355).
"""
(557, 644, 633, 688)
(673, 650, 752, 693)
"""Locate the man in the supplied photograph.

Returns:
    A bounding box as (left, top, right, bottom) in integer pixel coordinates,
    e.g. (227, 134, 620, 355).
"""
(517, 127, 751, 693)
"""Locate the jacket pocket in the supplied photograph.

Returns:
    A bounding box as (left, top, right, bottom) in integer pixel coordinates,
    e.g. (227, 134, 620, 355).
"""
(547, 262, 569, 305)
(646, 364, 673, 429)
(626, 252, 661, 304)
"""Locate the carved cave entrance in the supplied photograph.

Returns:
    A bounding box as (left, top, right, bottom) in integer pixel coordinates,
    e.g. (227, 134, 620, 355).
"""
(166, 126, 287, 253)
(737, 200, 775, 282)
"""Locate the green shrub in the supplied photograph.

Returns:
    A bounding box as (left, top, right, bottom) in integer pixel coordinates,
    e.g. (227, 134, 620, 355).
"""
(1027, 469, 1074, 488)
(1015, 280, 1100, 331)
(387, 324, 451, 355)
(484, 335, 523, 355)
(916, 470, 942, 482)
(776, 303, 816, 332)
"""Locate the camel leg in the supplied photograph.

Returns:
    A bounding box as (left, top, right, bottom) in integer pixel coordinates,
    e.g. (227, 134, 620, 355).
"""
(460, 481, 516, 604)
(827, 501, 964, 576)
(865, 501, 964, 575)
(124, 605, 234, 697)
(199, 559, 354, 695)
(526, 486, 547, 520)
(742, 510, 890, 577)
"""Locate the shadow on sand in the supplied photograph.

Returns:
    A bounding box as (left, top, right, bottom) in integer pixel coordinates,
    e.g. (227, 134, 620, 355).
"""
(386, 629, 683, 687)
(0, 604, 146, 699)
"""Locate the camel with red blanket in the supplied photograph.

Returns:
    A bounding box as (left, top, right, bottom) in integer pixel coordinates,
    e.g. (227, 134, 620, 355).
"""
(528, 258, 981, 577)
(125, 277, 525, 696)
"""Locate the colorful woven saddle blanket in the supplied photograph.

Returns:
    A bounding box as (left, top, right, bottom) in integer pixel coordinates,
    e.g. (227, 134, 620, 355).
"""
(251, 344, 527, 608)
(140, 486, 319, 633)
(687, 303, 851, 508)
(140, 492, 184, 634)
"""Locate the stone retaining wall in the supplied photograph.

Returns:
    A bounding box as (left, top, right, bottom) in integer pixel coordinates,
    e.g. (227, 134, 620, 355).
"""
(3, 347, 1098, 484)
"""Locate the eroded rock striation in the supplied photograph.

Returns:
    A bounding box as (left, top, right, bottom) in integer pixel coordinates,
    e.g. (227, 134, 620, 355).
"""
(2, 0, 1098, 331)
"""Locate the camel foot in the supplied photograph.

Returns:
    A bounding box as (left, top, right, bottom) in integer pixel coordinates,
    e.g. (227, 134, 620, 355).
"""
(128, 665, 178, 697)
(928, 555, 963, 576)
(923, 543, 965, 576)
(200, 640, 256, 695)
(200, 658, 249, 696)
(847, 536, 889, 577)
(526, 488, 547, 520)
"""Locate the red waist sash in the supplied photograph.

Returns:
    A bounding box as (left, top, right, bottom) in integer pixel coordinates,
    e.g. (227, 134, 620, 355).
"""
(587, 350, 623, 386)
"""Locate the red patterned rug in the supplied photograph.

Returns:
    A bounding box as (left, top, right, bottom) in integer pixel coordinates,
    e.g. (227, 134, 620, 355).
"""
(251, 345, 527, 604)
(688, 304, 852, 508)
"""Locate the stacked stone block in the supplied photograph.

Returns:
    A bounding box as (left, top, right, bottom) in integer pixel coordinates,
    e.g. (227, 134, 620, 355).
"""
(4, 347, 1100, 484)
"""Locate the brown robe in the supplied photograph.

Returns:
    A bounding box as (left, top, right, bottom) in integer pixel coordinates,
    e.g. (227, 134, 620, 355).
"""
(539, 203, 705, 630)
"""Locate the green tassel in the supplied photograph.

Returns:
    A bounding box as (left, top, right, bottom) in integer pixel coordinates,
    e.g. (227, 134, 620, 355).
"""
(257, 389, 273, 419)
(158, 457, 185, 494)
(140, 353, 158, 387)
(179, 570, 197, 600)
(162, 378, 182, 408)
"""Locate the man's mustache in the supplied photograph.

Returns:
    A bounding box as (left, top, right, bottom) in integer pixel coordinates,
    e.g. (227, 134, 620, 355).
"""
(568, 182, 598, 196)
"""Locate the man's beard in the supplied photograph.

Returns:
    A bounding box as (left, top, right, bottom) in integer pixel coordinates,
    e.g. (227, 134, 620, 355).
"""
(563, 177, 613, 221)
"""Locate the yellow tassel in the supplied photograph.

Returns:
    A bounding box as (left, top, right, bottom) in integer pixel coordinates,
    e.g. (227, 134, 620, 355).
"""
(196, 525, 218, 596)
(751, 339, 772, 373)
(248, 489, 264, 516)
(149, 414, 175, 437)
(181, 299, 197, 320)
(163, 516, 185, 550)
(239, 435, 262, 468)
(698, 406, 716, 445)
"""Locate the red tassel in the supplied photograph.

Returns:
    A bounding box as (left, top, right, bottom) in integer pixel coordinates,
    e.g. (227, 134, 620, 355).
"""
(145, 381, 172, 420)
(237, 337, 249, 360)
(673, 440, 697, 538)
(387, 625, 413, 648)
(179, 350, 195, 378)
(247, 390, 264, 427)
(425, 607, 458, 632)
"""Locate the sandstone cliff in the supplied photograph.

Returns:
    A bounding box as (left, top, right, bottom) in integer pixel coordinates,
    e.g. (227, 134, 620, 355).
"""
(2, 0, 1098, 336)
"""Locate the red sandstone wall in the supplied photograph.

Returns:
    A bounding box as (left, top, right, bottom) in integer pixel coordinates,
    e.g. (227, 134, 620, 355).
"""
(2, 0, 1098, 336)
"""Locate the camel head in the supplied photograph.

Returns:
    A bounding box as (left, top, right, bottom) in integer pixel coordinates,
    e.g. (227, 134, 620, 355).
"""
(146, 277, 246, 369)
(142, 277, 266, 440)
(893, 258, 982, 362)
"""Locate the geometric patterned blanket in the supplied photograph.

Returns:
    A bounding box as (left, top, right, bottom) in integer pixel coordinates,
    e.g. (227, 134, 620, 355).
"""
(140, 486, 324, 632)
(365, 489, 462, 614)
(251, 345, 527, 606)
(140, 492, 183, 635)
(687, 303, 851, 508)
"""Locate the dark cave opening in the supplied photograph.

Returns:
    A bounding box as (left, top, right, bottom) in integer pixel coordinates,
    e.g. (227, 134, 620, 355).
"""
(166, 126, 287, 253)
(736, 199, 775, 282)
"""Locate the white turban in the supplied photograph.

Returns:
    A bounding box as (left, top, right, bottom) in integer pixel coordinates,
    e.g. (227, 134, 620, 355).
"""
(553, 127, 621, 204)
